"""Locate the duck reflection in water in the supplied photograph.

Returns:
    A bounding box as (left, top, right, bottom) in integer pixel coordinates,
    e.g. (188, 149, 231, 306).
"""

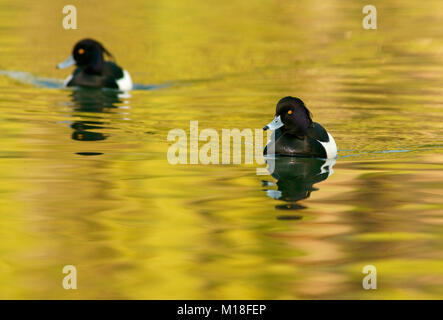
(68, 88, 130, 142)
(262, 157, 336, 218)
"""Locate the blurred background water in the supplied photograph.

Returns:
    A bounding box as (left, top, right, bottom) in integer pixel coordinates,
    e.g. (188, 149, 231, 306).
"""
(0, 0, 442, 299)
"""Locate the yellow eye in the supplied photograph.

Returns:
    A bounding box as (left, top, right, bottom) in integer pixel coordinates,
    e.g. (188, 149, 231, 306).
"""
(288, 110, 293, 115)
(78, 48, 85, 54)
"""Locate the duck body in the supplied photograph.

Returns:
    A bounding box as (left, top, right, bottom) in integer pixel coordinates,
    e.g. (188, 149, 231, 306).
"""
(65, 61, 132, 90)
(263, 97, 337, 159)
(266, 122, 337, 158)
(58, 39, 133, 91)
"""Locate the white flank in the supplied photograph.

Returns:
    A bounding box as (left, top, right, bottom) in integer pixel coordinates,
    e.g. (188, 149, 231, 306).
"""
(116, 69, 133, 91)
(317, 133, 338, 159)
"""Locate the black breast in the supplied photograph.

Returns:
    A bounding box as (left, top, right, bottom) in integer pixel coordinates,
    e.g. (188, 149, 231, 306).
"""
(264, 125, 327, 158)
(67, 61, 123, 89)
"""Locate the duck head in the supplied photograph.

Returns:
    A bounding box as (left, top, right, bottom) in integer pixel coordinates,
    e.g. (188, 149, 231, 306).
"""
(263, 96, 313, 136)
(57, 39, 113, 74)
